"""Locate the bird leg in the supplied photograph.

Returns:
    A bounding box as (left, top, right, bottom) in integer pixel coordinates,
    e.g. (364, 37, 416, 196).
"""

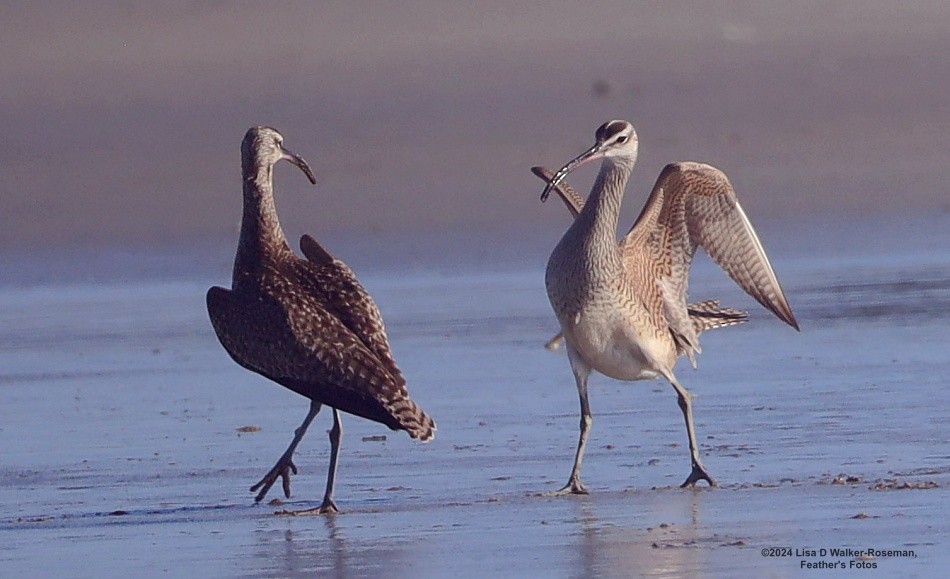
(288, 407, 343, 515)
(549, 354, 592, 496)
(668, 377, 717, 488)
(251, 400, 321, 502)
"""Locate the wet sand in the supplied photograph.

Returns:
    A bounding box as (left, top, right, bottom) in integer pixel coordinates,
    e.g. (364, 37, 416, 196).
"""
(3, 2, 948, 575)
(1, 216, 948, 577)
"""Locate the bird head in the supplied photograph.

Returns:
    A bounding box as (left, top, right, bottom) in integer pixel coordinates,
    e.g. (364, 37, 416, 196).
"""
(241, 126, 317, 184)
(541, 120, 638, 202)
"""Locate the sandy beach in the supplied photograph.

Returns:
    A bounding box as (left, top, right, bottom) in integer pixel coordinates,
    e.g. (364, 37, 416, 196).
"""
(1, 2, 949, 577)
(2, 213, 948, 577)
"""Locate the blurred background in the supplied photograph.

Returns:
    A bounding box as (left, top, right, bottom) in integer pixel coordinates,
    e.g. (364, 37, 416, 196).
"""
(2, 6, 948, 575)
(1, 1, 948, 254)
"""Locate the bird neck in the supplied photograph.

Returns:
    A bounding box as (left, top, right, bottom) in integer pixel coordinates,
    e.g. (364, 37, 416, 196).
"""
(233, 166, 290, 286)
(574, 159, 631, 250)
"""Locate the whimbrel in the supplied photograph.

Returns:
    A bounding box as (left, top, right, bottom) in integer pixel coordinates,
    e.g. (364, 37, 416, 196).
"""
(532, 166, 749, 351)
(207, 126, 435, 514)
(540, 120, 798, 493)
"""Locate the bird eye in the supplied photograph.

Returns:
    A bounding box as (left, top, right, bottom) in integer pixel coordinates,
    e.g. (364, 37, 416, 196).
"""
(617, 135, 628, 144)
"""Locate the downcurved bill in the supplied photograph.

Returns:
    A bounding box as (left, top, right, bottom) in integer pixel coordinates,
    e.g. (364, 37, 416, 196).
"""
(540, 142, 606, 202)
(281, 147, 317, 185)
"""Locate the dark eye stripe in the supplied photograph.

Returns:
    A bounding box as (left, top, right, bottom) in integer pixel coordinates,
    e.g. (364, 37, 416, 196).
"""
(596, 120, 630, 142)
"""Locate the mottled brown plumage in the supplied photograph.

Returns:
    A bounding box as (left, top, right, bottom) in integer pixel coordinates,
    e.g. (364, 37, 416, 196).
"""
(532, 166, 750, 353)
(540, 120, 798, 494)
(207, 126, 434, 514)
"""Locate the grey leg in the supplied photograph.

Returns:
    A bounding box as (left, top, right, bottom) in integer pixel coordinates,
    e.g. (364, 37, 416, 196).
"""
(550, 349, 593, 495)
(293, 407, 343, 515)
(668, 375, 717, 488)
(321, 407, 343, 512)
(251, 400, 321, 502)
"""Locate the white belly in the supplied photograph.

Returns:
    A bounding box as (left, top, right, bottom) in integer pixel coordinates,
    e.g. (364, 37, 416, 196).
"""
(561, 308, 663, 382)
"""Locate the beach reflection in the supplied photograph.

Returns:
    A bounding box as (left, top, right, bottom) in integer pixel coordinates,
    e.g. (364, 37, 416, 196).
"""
(251, 512, 414, 578)
(572, 492, 707, 577)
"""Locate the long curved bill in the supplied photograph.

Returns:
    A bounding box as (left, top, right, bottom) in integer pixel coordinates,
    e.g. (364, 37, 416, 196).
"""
(540, 142, 607, 202)
(281, 147, 317, 184)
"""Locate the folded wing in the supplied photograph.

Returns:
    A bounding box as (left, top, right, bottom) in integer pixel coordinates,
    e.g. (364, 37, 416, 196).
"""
(298, 234, 406, 384)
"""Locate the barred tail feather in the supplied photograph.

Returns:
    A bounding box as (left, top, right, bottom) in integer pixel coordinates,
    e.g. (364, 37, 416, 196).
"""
(385, 397, 437, 442)
(688, 299, 748, 335)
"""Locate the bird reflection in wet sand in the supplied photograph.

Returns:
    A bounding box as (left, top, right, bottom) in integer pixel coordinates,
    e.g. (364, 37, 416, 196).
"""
(207, 126, 436, 514)
(539, 120, 799, 494)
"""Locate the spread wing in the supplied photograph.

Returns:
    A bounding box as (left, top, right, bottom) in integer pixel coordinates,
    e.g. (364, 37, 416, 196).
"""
(532, 165, 757, 357)
(621, 162, 799, 335)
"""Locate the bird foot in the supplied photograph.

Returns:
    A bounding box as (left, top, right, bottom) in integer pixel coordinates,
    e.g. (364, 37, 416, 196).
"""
(680, 463, 718, 488)
(250, 454, 299, 502)
(275, 499, 339, 517)
(545, 478, 589, 496)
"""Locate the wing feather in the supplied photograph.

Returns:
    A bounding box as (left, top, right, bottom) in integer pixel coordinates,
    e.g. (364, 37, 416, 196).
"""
(297, 234, 406, 383)
(531, 163, 778, 356)
(206, 260, 435, 440)
(622, 162, 799, 331)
